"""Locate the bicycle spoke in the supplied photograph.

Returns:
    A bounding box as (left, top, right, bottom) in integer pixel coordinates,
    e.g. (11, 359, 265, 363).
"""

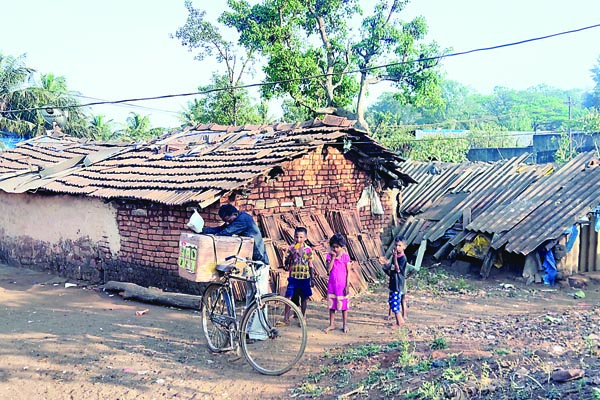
(240, 296, 307, 375)
(201, 284, 235, 352)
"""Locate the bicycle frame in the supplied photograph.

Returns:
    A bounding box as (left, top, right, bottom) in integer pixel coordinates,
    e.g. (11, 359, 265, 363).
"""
(205, 258, 274, 345)
(201, 255, 308, 375)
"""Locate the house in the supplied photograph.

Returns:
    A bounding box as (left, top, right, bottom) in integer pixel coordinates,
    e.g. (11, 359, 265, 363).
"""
(0, 116, 414, 296)
(393, 152, 600, 282)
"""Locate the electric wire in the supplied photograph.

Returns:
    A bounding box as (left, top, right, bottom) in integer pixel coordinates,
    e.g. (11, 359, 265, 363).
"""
(1, 22, 598, 115)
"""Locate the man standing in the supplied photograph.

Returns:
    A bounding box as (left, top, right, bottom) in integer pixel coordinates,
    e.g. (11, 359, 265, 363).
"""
(202, 204, 270, 341)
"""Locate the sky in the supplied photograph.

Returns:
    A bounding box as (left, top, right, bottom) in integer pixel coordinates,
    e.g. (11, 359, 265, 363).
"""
(3, 0, 600, 128)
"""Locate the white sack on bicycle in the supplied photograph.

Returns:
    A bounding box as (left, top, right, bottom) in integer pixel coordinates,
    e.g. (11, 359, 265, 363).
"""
(187, 209, 204, 233)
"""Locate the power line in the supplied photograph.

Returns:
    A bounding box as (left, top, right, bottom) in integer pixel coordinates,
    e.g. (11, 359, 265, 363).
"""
(72, 94, 182, 115)
(2, 22, 599, 115)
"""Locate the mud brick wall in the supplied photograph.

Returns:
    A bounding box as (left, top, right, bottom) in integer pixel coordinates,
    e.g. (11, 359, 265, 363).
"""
(0, 192, 120, 283)
(104, 145, 394, 292)
(0, 230, 105, 282)
(235, 145, 395, 240)
(0, 146, 394, 293)
(104, 201, 224, 294)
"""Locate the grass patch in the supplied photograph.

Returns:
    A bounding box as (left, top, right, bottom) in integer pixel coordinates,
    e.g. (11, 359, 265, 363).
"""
(430, 337, 448, 350)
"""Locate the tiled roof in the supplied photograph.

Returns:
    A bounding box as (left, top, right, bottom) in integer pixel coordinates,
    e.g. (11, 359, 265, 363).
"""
(0, 117, 411, 207)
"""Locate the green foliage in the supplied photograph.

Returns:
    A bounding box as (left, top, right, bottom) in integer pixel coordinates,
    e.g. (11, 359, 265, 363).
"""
(0, 53, 92, 137)
(584, 54, 600, 109)
(306, 365, 331, 384)
(173, 1, 260, 126)
(445, 277, 473, 293)
(430, 337, 448, 350)
(332, 343, 383, 364)
(367, 81, 585, 136)
(292, 382, 324, 396)
(576, 108, 600, 133)
(374, 127, 470, 162)
(114, 112, 162, 141)
(416, 381, 444, 400)
(89, 115, 116, 141)
(554, 131, 577, 164)
(180, 73, 264, 126)
(214, 0, 444, 129)
(281, 98, 315, 122)
(441, 366, 474, 383)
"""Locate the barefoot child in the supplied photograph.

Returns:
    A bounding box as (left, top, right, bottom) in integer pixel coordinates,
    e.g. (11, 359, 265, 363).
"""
(379, 236, 418, 328)
(323, 233, 350, 334)
(283, 227, 315, 323)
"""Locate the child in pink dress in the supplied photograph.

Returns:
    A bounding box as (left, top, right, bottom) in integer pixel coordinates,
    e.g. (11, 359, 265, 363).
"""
(323, 233, 350, 334)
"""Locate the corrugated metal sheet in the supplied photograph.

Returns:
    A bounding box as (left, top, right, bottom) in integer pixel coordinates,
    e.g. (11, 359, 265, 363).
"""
(395, 154, 549, 247)
(486, 152, 600, 254)
(0, 118, 411, 206)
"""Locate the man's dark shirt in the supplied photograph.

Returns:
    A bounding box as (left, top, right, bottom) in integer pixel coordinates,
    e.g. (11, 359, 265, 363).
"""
(202, 212, 270, 265)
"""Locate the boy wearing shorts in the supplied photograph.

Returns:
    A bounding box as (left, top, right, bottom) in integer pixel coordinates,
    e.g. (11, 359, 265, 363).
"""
(283, 227, 315, 323)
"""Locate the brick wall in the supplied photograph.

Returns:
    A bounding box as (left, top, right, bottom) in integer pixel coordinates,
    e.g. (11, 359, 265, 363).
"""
(234, 145, 395, 240)
(0, 145, 396, 293)
(105, 145, 395, 292)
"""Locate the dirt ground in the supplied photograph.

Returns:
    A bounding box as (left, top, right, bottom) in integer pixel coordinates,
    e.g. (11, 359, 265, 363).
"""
(0, 262, 598, 400)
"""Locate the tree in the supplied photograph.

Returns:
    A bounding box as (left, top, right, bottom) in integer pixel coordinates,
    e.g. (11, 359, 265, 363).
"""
(117, 112, 154, 141)
(89, 115, 116, 141)
(367, 80, 486, 132)
(584, 54, 600, 109)
(0, 53, 92, 137)
(483, 85, 581, 132)
(0, 53, 38, 135)
(173, 1, 259, 125)
(38, 73, 92, 137)
(179, 72, 263, 125)
(207, 0, 444, 131)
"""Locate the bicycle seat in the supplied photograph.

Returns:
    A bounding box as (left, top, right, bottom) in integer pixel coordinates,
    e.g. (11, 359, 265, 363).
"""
(216, 263, 237, 275)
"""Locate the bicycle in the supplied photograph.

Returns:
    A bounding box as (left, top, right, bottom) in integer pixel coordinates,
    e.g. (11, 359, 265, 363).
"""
(201, 255, 308, 375)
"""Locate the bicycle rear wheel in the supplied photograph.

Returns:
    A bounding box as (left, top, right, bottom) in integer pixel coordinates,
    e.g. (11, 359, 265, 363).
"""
(201, 283, 235, 352)
(240, 295, 307, 375)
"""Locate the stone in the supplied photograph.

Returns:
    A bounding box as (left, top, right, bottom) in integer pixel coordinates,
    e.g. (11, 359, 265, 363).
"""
(551, 369, 585, 382)
(568, 275, 589, 289)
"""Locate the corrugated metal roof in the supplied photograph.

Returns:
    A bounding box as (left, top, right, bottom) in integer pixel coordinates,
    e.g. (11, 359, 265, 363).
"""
(480, 152, 600, 254)
(399, 151, 600, 257)
(0, 117, 411, 206)
(395, 154, 550, 246)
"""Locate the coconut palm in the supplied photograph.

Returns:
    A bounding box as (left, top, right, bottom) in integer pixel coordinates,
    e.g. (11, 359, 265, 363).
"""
(90, 114, 116, 141)
(0, 53, 38, 136)
(0, 53, 93, 137)
(117, 112, 153, 141)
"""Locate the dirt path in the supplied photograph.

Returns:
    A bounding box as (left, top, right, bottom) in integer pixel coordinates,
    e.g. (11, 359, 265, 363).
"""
(0, 264, 598, 399)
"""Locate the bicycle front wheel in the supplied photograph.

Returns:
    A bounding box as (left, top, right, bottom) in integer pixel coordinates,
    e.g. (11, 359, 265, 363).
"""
(240, 296, 307, 375)
(201, 283, 235, 352)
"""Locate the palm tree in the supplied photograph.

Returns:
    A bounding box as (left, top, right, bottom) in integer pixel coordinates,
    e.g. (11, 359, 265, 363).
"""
(118, 112, 152, 141)
(0, 53, 93, 138)
(90, 114, 116, 141)
(0, 53, 38, 136)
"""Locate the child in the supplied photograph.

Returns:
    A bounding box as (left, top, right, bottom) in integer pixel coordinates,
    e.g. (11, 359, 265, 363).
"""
(283, 227, 315, 323)
(323, 233, 350, 334)
(379, 236, 418, 328)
